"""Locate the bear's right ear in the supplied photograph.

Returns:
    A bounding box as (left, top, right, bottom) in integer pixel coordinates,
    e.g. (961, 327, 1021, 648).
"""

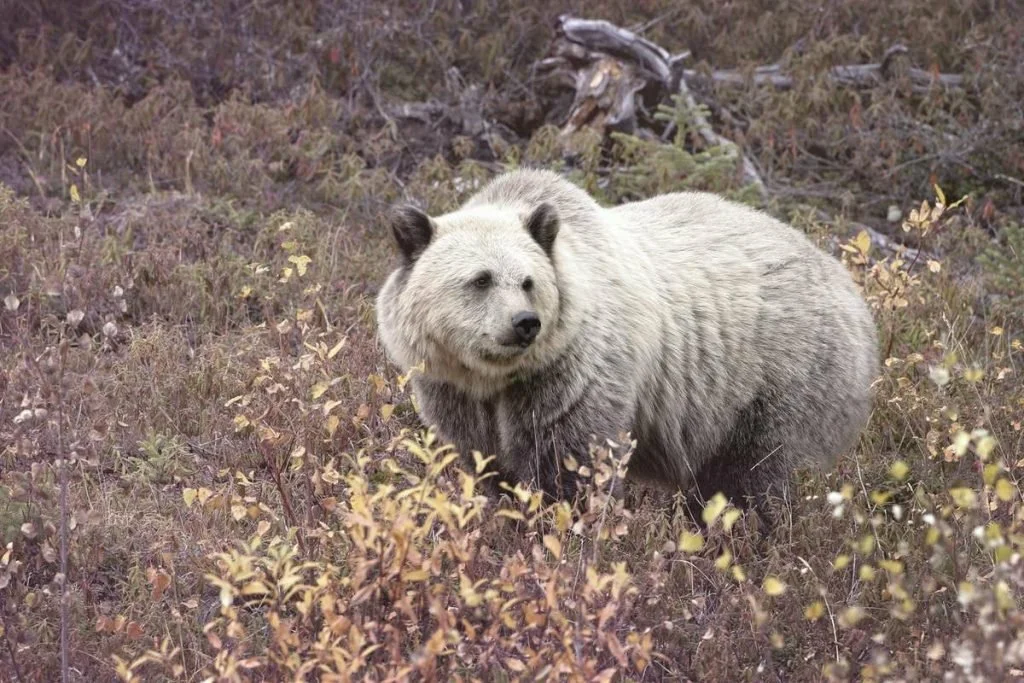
(390, 205, 434, 265)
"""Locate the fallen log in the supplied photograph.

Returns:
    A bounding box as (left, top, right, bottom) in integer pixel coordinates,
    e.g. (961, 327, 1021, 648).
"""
(683, 44, 965, 94)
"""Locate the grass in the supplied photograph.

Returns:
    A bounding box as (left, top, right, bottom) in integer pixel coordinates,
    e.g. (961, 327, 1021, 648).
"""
(2, 0, 1024, 681)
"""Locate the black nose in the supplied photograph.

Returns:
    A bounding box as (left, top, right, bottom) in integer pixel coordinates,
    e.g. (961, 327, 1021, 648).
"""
(511, 311, 541, 344)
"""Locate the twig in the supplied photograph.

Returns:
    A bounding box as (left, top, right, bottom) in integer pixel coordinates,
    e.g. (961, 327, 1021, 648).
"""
(994, 173, 1024, 189)
(1, 616, 23, 682)
(261, 437, 307, 556)
(57, 340, 69, 683)
(795, 556, 841, 661)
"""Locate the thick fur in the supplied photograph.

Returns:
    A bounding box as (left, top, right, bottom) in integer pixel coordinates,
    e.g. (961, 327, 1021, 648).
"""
(375, 169, 880, 509)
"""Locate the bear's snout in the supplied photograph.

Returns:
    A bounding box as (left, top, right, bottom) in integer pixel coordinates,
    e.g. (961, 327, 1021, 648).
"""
(511, 311, 541, 345)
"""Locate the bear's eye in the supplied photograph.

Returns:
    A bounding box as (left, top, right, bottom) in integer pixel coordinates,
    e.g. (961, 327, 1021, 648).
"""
(522, 277, 534, 292)
(471, 272, 492, 289)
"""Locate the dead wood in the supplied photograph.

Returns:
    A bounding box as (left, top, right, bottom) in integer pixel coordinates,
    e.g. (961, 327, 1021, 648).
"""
(683, 44, 965, 94)
(540, 14, 765, 195)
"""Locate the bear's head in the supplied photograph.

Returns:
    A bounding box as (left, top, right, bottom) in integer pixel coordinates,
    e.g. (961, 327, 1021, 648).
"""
(376, 200, 564, 393)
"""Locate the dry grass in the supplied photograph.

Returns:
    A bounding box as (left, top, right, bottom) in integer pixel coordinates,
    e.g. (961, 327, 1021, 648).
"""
(2, 1, 1024, 681)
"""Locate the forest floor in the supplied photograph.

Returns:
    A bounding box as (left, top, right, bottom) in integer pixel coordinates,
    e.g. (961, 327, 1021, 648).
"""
(2, 1, 1024, 681)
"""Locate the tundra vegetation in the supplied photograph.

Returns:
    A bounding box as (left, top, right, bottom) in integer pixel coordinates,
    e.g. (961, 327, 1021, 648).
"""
(1, 1, 1023, 681)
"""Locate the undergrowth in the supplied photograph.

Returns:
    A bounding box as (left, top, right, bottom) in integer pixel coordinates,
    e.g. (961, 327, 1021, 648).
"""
(2, 1, 1024, 681)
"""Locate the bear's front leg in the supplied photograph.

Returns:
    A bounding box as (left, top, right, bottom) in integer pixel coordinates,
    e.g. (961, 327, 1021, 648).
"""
(411, 377, 500, 478)
(497, 370, 633, 503)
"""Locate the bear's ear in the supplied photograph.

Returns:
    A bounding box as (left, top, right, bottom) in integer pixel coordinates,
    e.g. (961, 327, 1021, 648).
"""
(525, 202, 559, 256)
(390, 204, 434, 265)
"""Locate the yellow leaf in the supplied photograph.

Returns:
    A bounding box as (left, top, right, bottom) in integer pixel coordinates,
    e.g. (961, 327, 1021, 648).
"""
(240, 581, 270, 596)
(949, 487, 977, 509)
(258, 425, 281, 443)
(983, 463, 1001, 486)
(701, 492, 728, 526)
(995, 478, 1016, 502)
(963, 367, 984, 382)
(542, 535, 562, 560)
(231, 504, 247, 521)
(311, 381, 330, 400)
(990, 326, 1004, 336)
(715, 549, 732, 571)
(878, 559, 904, 574)
(679, 531, 704, 553)
(889, 460, 909, 481)
(182, 488, 197, 508)
(324, 414, 340, 437)
(977, 435, 997, 460)
(870, 490, 891, 506)
(472, 450, 495, 475)
(288, 254, 312, 277)
(950, 430, 971, 458)
(853, 230, 871, 255)
(402, 569, 430, 582)
(839, 605, 865, 628)
(327, 337, 347, 359)
(75, 157, 87, 168)
(805, 601, 825, 621)
(505, 658, 526, 673)
(927, 260, 941, 273)
(379, 404, 395, 422)
(762, 576, 787, 596)
(196, 488, 213, 506)
(70, 184, 80, 203)
(934, 183, 946, 207)
(722, 508, 742, 532)
(857, 534, 875, 555)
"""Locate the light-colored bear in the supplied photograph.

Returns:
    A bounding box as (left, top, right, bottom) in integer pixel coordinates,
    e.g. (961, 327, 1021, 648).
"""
(375, 168, 879, 513)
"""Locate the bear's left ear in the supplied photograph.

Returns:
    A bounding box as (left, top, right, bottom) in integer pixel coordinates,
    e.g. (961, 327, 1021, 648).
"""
(525, 202, 559, 256)
(390, 204, 434, 265)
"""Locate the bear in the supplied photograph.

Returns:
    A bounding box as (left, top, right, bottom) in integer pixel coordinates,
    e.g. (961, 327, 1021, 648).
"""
(374, 168, 879, 518)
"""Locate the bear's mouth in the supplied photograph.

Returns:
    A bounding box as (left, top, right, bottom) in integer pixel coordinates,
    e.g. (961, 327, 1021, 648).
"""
(478, 344, 529, 364)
